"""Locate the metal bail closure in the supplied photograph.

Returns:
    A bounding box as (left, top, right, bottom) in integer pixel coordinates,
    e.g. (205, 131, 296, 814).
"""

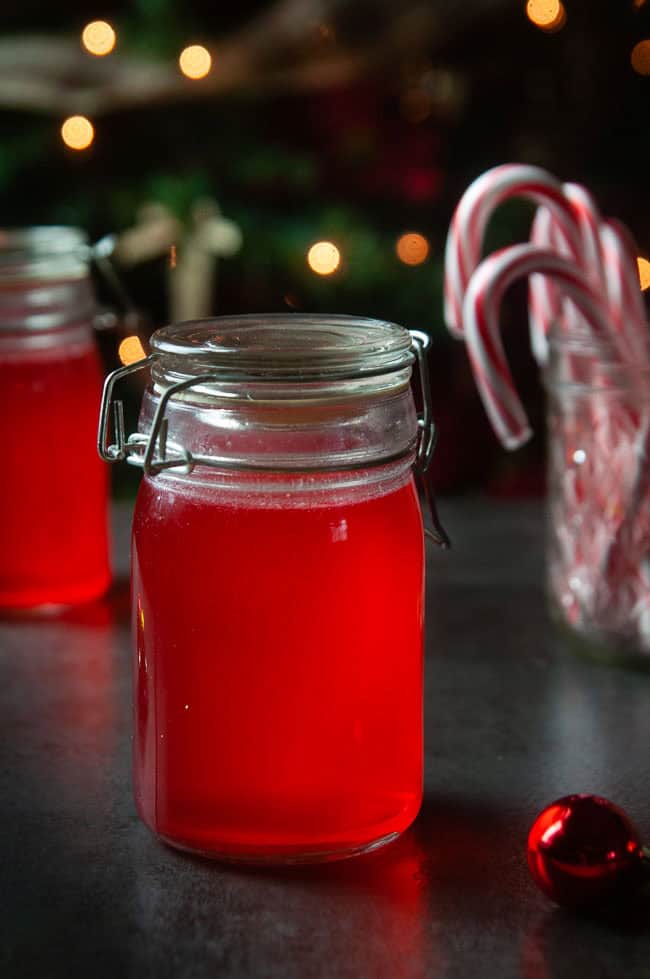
(97, 355, 154, 465)
(98, 356, 224, 475)
(409, 330, 451, 550)
(92, 234, 138, 315)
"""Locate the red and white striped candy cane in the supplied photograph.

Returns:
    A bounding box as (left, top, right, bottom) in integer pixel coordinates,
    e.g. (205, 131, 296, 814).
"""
(528, 183, 605, 363)
(462, 243, 616, 449)
(563, 183, 604, 284)
(597, 219, 650, 601)
(529, 206, 564, 364)
(599, 218, 649, 365)
(444, 164, 584, 339)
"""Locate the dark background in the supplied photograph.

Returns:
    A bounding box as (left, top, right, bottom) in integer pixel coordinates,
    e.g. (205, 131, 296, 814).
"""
(2, 0, 650, 494)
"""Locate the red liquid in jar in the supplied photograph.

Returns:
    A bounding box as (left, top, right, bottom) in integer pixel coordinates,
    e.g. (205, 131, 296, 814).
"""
(0, 332, 110, 608)
(132, 470, 424, 861)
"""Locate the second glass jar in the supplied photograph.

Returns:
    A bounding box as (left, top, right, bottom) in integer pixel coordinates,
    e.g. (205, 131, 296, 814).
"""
(545, 328, 650, 664)
(0, 228, 110, 609)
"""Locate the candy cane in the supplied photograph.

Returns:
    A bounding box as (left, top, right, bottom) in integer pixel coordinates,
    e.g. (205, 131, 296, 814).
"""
(529, 207, 564, 364)
(596, 219, 650, 607)
(599, 219, 649, 365)
(563, 184, 604, 286)
(462, 244, 616, 449)
(444, 164, 584, 338)
(528, 183, 606, 363)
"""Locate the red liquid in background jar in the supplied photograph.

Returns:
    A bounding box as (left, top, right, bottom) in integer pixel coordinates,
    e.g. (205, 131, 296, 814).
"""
(0, 333, 110, 608)
(132, 470, 424, 861)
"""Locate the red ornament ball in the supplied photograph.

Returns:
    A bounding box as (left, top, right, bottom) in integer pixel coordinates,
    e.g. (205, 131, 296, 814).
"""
(527, 794, 645, 908)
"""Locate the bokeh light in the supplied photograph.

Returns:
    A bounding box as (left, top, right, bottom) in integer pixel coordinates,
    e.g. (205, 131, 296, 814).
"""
(61, 116, 94, 150)
(118, 335, 146, 366)
(179, 45, 212, 80)
(81, 20, 116, 56)
(307, 241, 341, 275)
(631, 40, 650, 75)
(526, 0, 566, 31)
(638, 257, 650, 291)
(396, 233, 430, 266)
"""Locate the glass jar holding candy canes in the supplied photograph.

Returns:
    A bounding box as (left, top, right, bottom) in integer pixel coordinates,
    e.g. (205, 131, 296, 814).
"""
(98, 315, 447, 862)
(545, 328, 650, 660)
(443, 164, 650, 663)
(0, 228, 110, 609)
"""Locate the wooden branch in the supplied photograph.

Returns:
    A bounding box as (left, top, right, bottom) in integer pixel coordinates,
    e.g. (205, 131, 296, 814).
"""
(0, 0, 507, 116)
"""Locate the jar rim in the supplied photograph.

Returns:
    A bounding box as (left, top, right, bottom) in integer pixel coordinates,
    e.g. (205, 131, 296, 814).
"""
(0, 226, 88, 257)
(547, 323, 650, 363)
(0, 226, 90, 283)
(149, 314, 415, 380)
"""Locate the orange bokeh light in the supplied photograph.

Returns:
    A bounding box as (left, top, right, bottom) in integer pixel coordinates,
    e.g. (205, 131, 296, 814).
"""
(118, 335, 146, 366)
(396, 233, 430, 266)
(81, 20, 116, 56)
(526, 0, 566, 31)
(631, 40, 650, 75)
(61, 115, 94, 150)
(307, 241, 341, 275)
(638, 257, 650, 291)
(179, 45, 212, 80)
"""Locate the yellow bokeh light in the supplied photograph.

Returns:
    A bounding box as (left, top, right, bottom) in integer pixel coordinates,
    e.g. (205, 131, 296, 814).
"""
(61, 115, 94, 151)
(396, 232, 430, 266)
(81, 20, 116, 56)
(307, 241, 341, 275)
(526, 0, 566, 30)
(118, 335, 146, 366)
(631, 40, 650, 75)
(638, 257, 650, 291)
(179, 45, 212, 80)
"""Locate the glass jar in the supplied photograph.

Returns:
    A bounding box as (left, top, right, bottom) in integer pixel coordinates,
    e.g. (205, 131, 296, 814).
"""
(545, 329, 650, 664)
(0, 228, 110, 609)
(99, 314, 443, 863)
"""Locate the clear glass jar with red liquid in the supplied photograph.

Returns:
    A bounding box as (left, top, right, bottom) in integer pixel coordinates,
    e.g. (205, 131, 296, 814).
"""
(0, 228, 110, 609)
(99, 315, 446, 863)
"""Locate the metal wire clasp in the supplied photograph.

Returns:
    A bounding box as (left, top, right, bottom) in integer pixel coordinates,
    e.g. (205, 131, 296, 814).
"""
(409, 330, 450, 549)
(98, 356, 153, 465)
(98, 356, 221, 475)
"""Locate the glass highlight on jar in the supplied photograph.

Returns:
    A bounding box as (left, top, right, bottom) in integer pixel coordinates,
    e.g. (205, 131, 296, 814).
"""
(0, 228, 110, 609)
(545, 329, 650, 664)
(99, 315, 446, 862)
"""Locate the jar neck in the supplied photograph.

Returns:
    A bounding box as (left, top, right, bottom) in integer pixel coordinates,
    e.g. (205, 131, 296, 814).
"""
(544, 334, 650, 393)
(144, 455, 416, 503)
(0, 278, 96, 335)
(0, 227, 95, 334)
(137, 379, 419, 474)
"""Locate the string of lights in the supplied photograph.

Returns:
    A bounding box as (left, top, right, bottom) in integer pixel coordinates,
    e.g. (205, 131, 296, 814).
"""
(58, 5, 650, 357)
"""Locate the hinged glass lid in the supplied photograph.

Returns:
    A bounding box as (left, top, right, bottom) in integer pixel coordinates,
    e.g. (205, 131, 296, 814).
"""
(149, 314, 415, 380)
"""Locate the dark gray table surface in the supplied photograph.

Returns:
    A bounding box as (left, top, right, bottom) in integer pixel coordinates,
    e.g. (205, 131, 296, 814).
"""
(2, 498, 650, 979)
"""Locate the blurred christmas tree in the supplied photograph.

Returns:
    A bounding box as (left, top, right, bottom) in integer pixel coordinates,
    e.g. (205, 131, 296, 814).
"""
(2, 0, 649, 492)
(0, 0, 538, 333)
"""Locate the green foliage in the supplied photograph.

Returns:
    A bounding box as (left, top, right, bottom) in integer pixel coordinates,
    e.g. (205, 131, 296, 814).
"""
(483, 199, 536, 253)
(236, 148, 318, 193)
(123, 0, 188, 56)
(233, 202, 443, 333)
(0, 122, 51, 190)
